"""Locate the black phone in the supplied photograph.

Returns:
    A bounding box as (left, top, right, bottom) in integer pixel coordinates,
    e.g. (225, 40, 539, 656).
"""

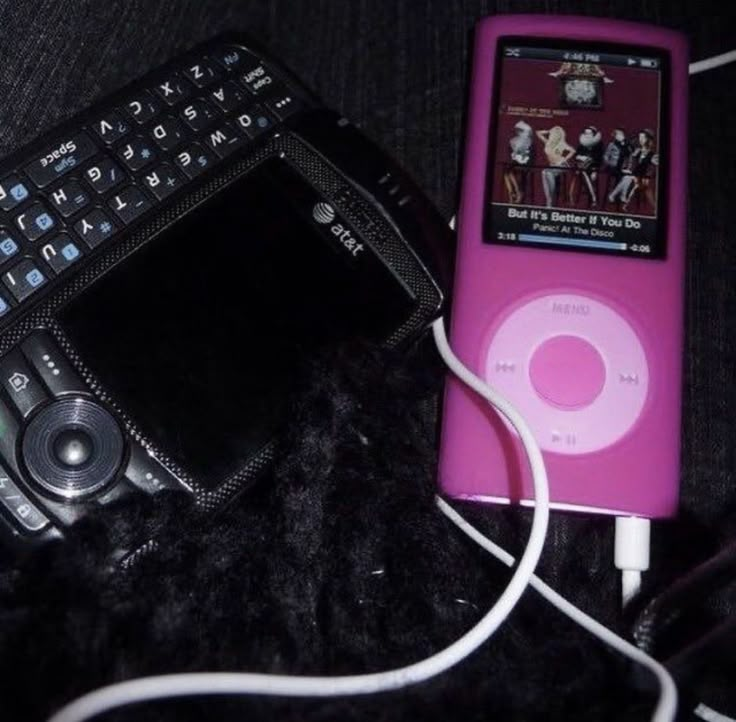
(0, 35, 450, 555)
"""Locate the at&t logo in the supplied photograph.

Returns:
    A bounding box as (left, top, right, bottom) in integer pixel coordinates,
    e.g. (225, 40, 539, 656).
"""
(312, 202, 336, 225)
(311, 202, 365, 258)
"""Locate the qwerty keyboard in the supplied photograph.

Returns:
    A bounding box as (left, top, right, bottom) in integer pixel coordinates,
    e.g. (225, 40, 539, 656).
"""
(0, 39, 310, 322)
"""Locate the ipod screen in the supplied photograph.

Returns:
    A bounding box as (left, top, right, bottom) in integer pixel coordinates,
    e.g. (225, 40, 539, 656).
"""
(484, 40, 668, 259)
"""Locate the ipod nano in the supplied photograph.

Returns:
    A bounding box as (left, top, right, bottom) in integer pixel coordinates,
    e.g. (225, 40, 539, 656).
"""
(438, 16, 688, 517)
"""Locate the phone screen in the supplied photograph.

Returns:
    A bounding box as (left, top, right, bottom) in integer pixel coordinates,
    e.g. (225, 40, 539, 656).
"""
(58, 158, 414, 489)
(484, 39, 669, 259)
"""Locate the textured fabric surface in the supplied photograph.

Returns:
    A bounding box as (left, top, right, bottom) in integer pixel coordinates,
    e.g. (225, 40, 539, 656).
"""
(0, 1, 734, 721)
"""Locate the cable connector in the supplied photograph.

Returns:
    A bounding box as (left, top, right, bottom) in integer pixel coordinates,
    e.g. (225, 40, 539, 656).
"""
(615, 516, 651, 606)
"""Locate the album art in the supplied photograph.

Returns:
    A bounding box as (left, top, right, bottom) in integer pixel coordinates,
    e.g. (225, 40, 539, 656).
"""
(490, 55, 661, 218)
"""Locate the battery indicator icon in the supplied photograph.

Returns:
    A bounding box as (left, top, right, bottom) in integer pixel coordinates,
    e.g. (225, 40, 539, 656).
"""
(640, 58, 658, 68)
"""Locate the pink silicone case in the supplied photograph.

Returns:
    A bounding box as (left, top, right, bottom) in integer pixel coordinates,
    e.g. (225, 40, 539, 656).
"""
(438, 16, 688, 518)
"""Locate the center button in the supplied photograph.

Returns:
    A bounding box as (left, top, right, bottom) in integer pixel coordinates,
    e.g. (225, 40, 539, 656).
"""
(529, 335, 606, 409)
(53, 429, 94, 468)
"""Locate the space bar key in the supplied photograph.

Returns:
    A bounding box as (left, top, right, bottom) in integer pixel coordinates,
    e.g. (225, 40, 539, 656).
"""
(23, 132, 98, 188)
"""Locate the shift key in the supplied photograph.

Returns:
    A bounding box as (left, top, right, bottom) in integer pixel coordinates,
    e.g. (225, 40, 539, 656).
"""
(24, 133, 98, 188)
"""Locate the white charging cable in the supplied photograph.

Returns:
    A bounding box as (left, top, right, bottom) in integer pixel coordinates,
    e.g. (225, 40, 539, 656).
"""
(46, 317, 551, 722)
(434, 320, 676, 721)
(50, 43, 736, 721)
(435, 499, 677, 722)
(46, 318, 680, 722)
(615, 516, 651, 605)
(689, 49, 736, 75)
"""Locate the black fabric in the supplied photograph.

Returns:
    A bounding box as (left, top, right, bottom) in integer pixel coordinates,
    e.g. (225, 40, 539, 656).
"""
(0, 2, 734, 721)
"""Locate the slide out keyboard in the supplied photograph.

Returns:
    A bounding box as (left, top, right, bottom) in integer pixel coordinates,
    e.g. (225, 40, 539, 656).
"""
(0, 41, 308, 320)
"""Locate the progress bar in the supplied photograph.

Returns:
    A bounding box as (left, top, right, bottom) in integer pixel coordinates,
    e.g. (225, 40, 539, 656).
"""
(519, 234, 628, 252)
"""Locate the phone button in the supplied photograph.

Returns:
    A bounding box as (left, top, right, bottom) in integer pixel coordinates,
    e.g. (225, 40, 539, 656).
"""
(213, 46, 255, 72)
(124, 91, 162, 125)
(141, 165, 184, 201)
(24, 132, 98, 188)
(155, 74, 193, 106)
(39, 235, 83, 274)
(22, 397, 124, 499)
(183, 58, 222, 88)
(0, 231, 20, 265)
(0, 465, 49, 534)
(174, 143, 215, 178)
(529, 335, 605, 409)
(0, 175, 30, 211)
(73, 209, 118, 249)
(2, 259, 48, 303)
(21, 332, 89, 397)
(235, 105, 274, 139)
(108, 186, 152, 225)
(125, 443, 188, 495)
(0, 349, 48, 418)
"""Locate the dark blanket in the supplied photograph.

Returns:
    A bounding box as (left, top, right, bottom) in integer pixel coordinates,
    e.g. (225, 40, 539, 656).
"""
(0, 1, 733, 720)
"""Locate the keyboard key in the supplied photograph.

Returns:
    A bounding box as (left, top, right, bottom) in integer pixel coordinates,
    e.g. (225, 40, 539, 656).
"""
(47, 181, 90, 217)
(235, 105, 275, 139)
(0, 231, 19, 266)
(108, 186, 152, 224)
(21, 332, 88, 397)
(0, 466, 49, 534)
(0, 175, 30, 212)
(74, 209, 117, 249)
(117, 136, 158, 172)
(125, 442, 184, 494)
(210, 81, 245, 113)
(3, 258, 47, 302)
(240, 62, 278, 95)
(174, 143, 215, 179)
(15, 202, 56, 241)
(92, 111, 131, 144)
(39, 234, 83, 274)
(24, 132, 97, 188)
(0, 349, 48, 418)
(125, 91, 162, 124)
(0, 295, 10, 318)
(183, 57, 221, 87)
(150, 116, 185, 152)
(180, 99, 219, 132)
(213, 46, 254, 72)
(142, 164, 184, 200)
(265, 89, 301, 120)
(155, 74, 193, 106)
(204, 123, 247, 158)
(85, 158, 125, 194)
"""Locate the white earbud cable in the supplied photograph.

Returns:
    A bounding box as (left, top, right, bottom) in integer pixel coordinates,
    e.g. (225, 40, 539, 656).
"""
(435, 497, 677, 721)
(46, 317, 551, 722)
(45, 318, 680, 722)
(689, 49, 736, 75)
(48, 43, 736, 720)
(434, 321, 677, 721)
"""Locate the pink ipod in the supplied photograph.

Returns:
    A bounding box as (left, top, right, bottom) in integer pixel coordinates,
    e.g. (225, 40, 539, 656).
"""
(438, 16, 688, 518)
